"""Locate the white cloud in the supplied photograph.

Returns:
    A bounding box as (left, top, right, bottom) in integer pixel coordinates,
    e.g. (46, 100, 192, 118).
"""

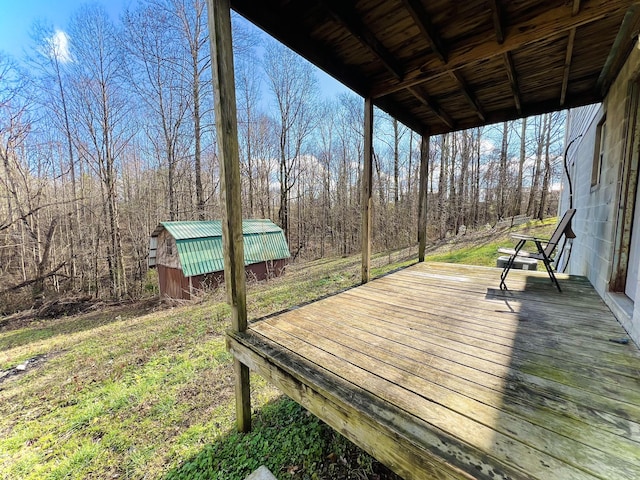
(45, 29, 71, 63)
(479, 138, 496, 156)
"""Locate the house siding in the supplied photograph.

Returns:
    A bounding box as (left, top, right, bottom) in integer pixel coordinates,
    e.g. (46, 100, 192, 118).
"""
(562, 45, 640, 345)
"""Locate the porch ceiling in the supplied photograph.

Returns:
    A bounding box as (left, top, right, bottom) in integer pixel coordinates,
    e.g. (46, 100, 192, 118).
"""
(231, 0, 640, 134)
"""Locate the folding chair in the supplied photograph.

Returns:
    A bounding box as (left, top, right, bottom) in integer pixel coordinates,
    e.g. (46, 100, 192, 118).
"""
(498, 209, 576, 292)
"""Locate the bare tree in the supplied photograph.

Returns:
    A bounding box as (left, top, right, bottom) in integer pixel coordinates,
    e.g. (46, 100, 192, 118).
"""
(68, 4, 130, 299)
(171, 0, 213, 220)
(497, 121, 509, 219)
(123, 3, 190, 221)
(0, 54, 65, 305)
(527, 113, 549, 217)
(515, 117, 527, 215)
(27, 23, 84, 287)
(263, 40, 318, 245)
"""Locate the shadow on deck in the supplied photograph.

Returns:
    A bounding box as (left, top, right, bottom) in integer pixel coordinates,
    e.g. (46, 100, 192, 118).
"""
(227, 262, 640, 480)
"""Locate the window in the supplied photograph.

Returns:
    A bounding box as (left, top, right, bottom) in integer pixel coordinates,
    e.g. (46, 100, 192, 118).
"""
(166, 237, 173, 256)
(592, 118, 606, 187)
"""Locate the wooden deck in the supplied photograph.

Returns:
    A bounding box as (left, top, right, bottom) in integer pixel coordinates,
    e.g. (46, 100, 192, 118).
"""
(227, 262, 640, 480)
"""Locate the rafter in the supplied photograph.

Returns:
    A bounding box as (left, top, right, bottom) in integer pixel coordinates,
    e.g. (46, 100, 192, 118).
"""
(408, 87, 454, 129)
(373, 0, 630, 97)
(401, 0, 447, 63)
(597, 3, 640, 95)
(449, 71, 486, 122)
(503, 52, 521, 114)
(320, 0, 403, 80)
(488, 0, 504, 44)
(572, 0, 581, 16)
(560, 29, 576, 106)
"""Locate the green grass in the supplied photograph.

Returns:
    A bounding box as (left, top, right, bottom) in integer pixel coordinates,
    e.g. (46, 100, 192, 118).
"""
(424, 217, 557, 266)
(0, 219, 555, 479)
(0, 246, 416, 480)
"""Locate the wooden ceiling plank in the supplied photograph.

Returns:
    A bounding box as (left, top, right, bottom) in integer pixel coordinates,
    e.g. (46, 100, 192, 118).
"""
(502, 51, 522, 114)
(373, 0, 630, 98)
(408, 87, 454, 128)
(320, 0, 404, 80)
(560, 28, 576, 106)
(375, 96, 429, 134)
(400, 0, 448, 63)
(597, 4, 640, 96)
(450, 71, 486, 122)
(230, 0, 371, 96)
(488, 0, 505, 44)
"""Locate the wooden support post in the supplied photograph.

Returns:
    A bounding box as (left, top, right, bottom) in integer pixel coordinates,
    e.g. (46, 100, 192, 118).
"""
(418, 134, 430, 262)
(361, 97, 373, 283)
(207, 0, 251, 432)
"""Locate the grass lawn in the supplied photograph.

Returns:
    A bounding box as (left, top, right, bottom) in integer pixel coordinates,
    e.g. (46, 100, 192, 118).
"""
(0, 219, 556, 479)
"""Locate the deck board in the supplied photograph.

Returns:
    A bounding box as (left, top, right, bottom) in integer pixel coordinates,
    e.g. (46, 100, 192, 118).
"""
(228, 262, 640, 480)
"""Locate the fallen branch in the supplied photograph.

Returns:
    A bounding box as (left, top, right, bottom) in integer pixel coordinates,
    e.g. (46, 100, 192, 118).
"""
(0, 261, 67, 294)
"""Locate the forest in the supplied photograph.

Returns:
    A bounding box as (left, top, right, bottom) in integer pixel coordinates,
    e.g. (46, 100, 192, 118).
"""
(0, 0, 566, 312)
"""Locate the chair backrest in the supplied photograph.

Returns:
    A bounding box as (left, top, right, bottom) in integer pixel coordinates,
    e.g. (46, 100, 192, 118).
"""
(543, 208, 576, 258)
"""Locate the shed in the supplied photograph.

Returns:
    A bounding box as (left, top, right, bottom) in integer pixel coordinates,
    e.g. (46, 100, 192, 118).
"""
(149, 220, 290, 299)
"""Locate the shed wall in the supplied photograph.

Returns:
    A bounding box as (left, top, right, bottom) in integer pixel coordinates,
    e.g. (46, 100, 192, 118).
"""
(157, 229, 181, 270)
(159, 259, 288, 300)
(158, 264, 191, 300)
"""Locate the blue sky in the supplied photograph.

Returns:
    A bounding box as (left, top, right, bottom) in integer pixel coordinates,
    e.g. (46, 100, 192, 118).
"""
(0, 0, 131, 58)
(0, 0, 348, 97)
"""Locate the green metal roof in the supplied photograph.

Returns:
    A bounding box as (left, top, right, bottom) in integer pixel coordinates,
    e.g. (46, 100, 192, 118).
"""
(154, 220, 290, 277)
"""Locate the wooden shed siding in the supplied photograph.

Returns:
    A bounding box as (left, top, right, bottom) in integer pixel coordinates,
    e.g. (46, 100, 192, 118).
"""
(158, 265, 191, 300)
(156, 230, 181, 270)
(158, 259, 288, 300)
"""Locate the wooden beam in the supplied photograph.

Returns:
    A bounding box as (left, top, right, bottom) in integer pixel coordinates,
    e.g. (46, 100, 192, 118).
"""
(373, 0, 631, 98)
(597, 4, 640, 96)
(400, 0, 447, 63)
(572, 0, 582, 16)
(207, 0, 251, 432)
(361, 97, 373, 284)
(408, 87, 454, 129)
(418, 134, 430, 262)
(560, 29, 576, 106)
(503, 51, 522, 114)
(488, 0, 505, 44)
(321, 0, 403, 80)
(425, 90, 601, 136)
(449, 71, 486, 122)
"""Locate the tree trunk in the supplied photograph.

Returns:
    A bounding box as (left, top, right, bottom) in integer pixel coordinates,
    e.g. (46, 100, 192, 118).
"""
(537, 114, 553, 219)
(193, 69, 205, 219)
(498, 121, 508, 219)
(516, 117, 527, 215)
(527, 114, 548, 217)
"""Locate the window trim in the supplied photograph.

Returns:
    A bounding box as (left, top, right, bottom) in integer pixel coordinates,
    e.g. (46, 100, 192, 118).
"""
(591, 117, 606, 189)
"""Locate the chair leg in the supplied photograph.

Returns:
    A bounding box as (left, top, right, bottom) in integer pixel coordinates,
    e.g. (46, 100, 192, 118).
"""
(500, 239, 526, 290)
(541, 258, 562, 292)
(500, 255, 516, 290)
